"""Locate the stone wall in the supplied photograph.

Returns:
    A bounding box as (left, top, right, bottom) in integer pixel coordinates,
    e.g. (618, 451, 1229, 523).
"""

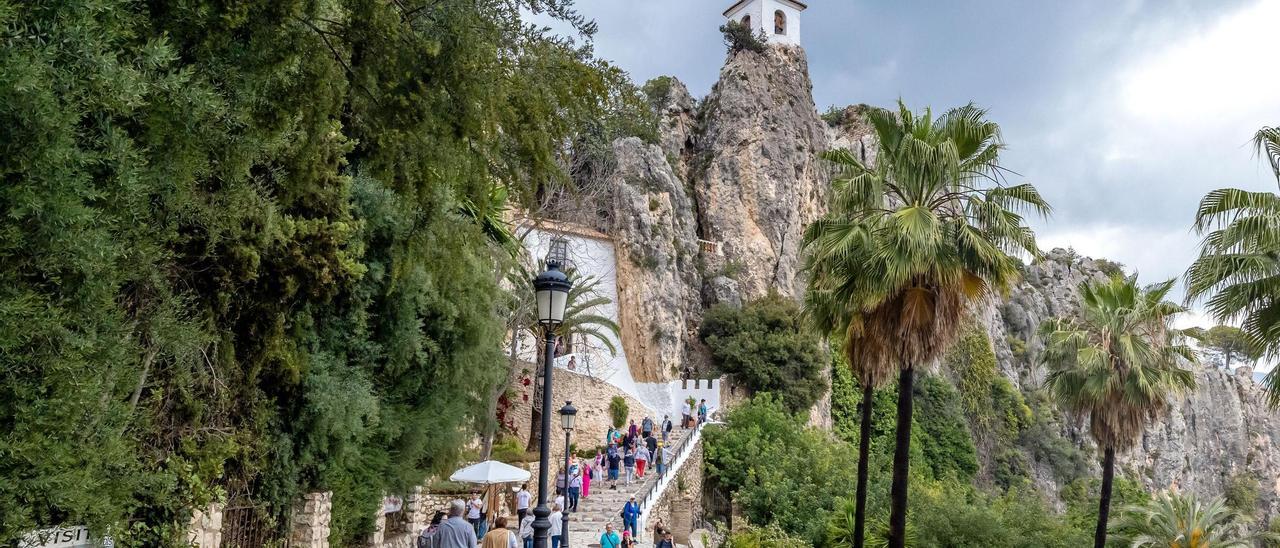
(644, 443, 704, 545)
(186, 503, 222, 547)
(289, 491, 333, 548)
(509, 364, 656, 464)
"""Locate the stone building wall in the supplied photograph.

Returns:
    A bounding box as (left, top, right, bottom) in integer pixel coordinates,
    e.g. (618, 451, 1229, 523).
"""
(508, 364, 655, 465)
(644, 443, 704, 545)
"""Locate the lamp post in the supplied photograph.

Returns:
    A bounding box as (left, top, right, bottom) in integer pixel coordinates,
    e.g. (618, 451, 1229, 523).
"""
(559, 401, 577, 547)
(532, 260, 571, 548)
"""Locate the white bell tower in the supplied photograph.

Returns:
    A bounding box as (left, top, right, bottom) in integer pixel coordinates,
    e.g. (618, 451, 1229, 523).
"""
(723, 0, 807, 47)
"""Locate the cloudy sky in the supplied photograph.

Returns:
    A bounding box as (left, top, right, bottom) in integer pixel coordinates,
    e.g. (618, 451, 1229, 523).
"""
(538, 1, 1280, 353)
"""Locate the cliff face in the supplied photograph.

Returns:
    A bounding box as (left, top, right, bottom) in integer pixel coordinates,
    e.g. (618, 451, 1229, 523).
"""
(692, 45, 832, 302)
(605, 137, 705, 382)
(985, 250, 1280, 517)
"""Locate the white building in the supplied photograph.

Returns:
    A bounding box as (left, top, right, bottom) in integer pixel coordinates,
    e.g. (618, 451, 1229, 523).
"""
(723, 0, 807, 47)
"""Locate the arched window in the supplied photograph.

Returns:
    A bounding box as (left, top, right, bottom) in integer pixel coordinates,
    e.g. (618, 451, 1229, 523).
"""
(741, 15, 751, 29)
(774, 10, 786, 35)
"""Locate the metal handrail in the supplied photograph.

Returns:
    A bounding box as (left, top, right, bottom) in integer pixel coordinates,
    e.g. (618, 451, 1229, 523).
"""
(635, 420, 702, 513)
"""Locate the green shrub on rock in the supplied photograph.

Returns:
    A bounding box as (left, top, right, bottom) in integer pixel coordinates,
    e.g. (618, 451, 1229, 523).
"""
(699, 294, 826, 413)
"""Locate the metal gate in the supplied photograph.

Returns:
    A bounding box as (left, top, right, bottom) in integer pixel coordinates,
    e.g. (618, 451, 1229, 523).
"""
(220, 504, 289, 548)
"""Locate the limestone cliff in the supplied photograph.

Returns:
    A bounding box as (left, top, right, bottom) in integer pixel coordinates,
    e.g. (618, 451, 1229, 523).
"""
(984, 249, 1280, 517)
(604, 137, 705, 382)
(692, 45, 831, 302)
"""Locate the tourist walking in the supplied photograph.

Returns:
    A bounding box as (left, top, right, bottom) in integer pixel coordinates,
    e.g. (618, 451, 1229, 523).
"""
(623, 443, 636, 485)
(431, 500, 477, 548)
(568, 469, 582, 511)
(608, 443, 621, 489)
(655, 531, 675, 548)
(581, 460, 592, 499)
(627, 419, 638, 440)
(599, 523, 622, 548)
(549, 504, 564, 548)
(681, 399, 693, 428)
(645, 433, 657, 457)
(620, 530, 637, 548)
(555, 469, 567, 496)
(661, 443, 673, 475)
(416, 511, 445, 548)
(641, 416, 653, 438)
(467, 493, 484, 537)
(661, 415, 673, 442)
(518, 512, 534, 548)
(634, 444, 649, 478)
(515, 484, 531, 522)
(620, 495, 641, 538)
(481, 516, 516, 548)
(698, 399, 708, 424)
(651, 517, 668, 540)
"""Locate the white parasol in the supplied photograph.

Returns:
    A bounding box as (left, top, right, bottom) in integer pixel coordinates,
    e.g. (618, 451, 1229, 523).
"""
(449, 460, 531, 485)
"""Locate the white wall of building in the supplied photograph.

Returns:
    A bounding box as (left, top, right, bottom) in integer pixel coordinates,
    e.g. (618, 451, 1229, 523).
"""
(520, 228, 723, 421)
(724, 0, 804, 47)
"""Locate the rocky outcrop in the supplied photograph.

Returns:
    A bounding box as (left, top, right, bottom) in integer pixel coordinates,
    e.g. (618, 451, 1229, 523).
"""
(985, 249, 1280, 517)
(692, 45, 831, 301)
(650, 77, 699, 180)
(604, 138, 705, 382)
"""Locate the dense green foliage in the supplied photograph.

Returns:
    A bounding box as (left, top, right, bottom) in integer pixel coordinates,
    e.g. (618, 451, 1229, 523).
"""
(704, 395, 858, 543)
(1186, 126, 1280, 404)
(710, 393, 1087, 547)
(1110, 491, 1275, 547)
(0, 0, 649, 543)
(699, 295, 827, 413)
(609, 396, 629, 429)
(1224, 473, 1260, 514)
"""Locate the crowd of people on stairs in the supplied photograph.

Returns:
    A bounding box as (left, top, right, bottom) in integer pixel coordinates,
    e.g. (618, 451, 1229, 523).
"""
(418, 402, 709, 548)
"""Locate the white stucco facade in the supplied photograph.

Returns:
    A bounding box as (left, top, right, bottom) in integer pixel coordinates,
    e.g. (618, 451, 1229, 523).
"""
(520, 225, 721, 421)
(723, 0, 806, 47)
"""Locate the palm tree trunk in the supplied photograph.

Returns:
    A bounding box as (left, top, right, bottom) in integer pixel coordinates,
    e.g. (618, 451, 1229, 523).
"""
(854, 381, 874, 548)
(887, 365, 914, 548)
(1094, 446, 1116, 548)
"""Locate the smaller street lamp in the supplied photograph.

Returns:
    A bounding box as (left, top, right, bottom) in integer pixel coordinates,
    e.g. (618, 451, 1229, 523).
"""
(559, 401, 577, 547)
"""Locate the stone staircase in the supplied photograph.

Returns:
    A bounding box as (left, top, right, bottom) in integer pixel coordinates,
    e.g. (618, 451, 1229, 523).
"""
(564, 427, 696, 548)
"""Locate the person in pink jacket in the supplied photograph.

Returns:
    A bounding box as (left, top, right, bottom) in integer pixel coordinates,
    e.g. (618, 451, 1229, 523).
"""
(581, 461, 592, 498)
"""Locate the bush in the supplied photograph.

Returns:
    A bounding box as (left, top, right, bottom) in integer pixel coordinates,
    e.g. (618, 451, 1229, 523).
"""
(490, 438, 530, 463)
(609, 396, 628, 429)
(704, 395, 857, 543)
(720, 524, 808, 548)
(719, 20, 768, 54)
(1225, 472, 1260, 513)
(699, 294, 827, 413)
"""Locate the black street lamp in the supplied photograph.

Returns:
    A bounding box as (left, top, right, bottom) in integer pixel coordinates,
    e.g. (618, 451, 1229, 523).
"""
(559, 401, 577, 547)
(532, 260, 571, 548)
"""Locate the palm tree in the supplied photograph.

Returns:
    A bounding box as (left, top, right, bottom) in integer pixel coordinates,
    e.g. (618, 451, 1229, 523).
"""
(802, 100, 1049, 547)
(512, 263, 622, 454)
(1042, 275, 1197, 548)
(1185, 126, 1280, 405)
(1110, 490, 1277, 547)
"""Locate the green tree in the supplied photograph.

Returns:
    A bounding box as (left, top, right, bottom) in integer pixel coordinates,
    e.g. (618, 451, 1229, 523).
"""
(0, 0, 650, 542)
(802, 100, 1049, 547)
(1185, 126, 1280, 404)
(1194, 325, 1258, 370)
(703, 395, 858, 544)
(1110, 491, 1276, 548)
(699, 294, 827, 413)
(1042, 275, 1198, 548)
